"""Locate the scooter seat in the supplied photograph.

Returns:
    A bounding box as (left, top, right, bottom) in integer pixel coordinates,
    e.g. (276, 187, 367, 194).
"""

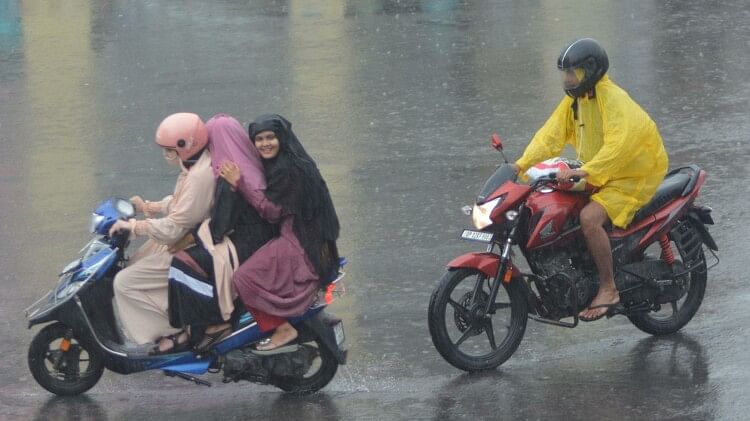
(631, 172, 691, 223)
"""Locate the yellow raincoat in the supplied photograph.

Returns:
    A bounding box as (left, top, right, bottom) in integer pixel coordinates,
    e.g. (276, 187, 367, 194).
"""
(516, 75, 668, 228)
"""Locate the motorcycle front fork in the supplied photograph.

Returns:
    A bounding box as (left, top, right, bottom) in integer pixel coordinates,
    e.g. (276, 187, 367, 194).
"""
(484, 225, 518, 315)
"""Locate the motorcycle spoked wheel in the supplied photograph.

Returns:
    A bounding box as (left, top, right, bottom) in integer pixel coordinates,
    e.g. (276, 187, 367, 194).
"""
(428, 268, 528, 372)
(628, 250, 707, 336)
(28, 322, 104, 396)
(273, 337, 338, 394)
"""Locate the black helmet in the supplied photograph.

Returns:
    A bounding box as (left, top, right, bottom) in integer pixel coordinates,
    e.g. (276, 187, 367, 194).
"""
(557, 38, 609, 98)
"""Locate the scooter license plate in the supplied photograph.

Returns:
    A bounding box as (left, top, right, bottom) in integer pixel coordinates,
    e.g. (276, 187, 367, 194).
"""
(460, 229, 493, 243)
(333, 321, 345, 347)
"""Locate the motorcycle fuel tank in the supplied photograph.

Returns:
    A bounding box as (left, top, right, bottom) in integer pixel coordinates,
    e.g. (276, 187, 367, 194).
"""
(524, 190, 588, 249)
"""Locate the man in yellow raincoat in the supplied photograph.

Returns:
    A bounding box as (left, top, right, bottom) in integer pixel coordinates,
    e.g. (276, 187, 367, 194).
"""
(512, 38, 669, 321)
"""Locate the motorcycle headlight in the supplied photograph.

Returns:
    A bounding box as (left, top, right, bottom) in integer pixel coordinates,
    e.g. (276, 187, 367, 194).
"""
(89, 213, 105, 233)
(472, 196, 503, 229)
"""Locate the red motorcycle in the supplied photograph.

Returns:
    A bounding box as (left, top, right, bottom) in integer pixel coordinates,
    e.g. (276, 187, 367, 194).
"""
(428, 134, 718, 372)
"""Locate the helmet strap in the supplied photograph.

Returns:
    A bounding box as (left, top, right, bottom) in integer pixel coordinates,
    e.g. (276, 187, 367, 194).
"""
(181, 148, 206, 168)
(587, 85, 597, 99)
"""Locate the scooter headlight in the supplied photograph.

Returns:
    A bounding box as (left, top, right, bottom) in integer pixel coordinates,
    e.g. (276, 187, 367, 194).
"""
(472, 196, 503, 230)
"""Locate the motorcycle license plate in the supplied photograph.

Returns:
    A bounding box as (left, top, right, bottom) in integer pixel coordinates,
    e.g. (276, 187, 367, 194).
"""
(333, 321, 345, 347)
(460, 229, 493, 243)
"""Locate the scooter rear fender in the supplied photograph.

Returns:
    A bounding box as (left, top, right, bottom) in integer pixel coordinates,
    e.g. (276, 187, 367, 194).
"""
(298, 311, 347, 365)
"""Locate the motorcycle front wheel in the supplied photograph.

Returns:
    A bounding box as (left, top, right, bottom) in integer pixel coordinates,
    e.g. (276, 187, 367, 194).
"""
(428, 268, 528, 372)
(28, 322, 104, 396)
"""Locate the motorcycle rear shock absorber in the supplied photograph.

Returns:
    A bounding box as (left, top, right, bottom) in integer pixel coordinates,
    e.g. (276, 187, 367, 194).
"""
(659, 234, 675, 265)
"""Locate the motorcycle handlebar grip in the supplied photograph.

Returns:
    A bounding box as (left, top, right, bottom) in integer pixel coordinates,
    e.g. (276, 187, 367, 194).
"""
(547, 173, 581, 182)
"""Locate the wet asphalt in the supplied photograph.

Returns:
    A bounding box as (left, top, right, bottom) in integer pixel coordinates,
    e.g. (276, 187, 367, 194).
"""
(1, 1, 749, 420)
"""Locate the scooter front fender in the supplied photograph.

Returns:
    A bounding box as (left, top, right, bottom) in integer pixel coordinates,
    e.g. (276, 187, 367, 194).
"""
(447, 252, 502, 279)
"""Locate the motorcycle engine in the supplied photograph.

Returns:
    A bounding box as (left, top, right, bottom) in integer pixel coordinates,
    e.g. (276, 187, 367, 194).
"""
(223, 345, 313, 383)
(528, 248, 597, 319)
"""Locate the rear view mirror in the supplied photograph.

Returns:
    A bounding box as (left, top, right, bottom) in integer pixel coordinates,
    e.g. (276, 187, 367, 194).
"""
(491, 133, 503, 151)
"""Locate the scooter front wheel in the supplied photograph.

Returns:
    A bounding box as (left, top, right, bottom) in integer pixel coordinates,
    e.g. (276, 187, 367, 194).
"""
(28, 322, 104, 396)
(428, 268, 528, 372)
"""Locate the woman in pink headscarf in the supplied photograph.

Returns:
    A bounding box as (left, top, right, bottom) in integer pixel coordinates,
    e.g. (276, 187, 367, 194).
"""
(155, 114, 277, 354)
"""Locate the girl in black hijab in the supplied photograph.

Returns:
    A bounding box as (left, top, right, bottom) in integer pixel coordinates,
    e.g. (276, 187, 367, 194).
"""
(225, 114, 340, 352)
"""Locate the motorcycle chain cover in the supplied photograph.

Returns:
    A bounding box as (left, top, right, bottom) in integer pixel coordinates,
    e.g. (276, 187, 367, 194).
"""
(616, 258, 675, 307)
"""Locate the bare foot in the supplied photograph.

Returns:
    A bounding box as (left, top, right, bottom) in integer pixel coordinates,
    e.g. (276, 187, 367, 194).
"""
(579, 287, 620, 321)
(256, 323, 298, 351)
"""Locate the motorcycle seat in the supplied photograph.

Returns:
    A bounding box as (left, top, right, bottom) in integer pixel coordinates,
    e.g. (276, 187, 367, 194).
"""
(631, 172, 691, 223)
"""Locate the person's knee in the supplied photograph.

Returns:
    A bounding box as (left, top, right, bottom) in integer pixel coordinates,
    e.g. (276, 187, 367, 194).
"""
(113, 268, 132, 296)
(580, 203, 607, 234)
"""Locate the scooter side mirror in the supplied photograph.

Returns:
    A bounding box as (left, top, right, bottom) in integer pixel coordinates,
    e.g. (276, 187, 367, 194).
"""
(491, 133, 504, 151)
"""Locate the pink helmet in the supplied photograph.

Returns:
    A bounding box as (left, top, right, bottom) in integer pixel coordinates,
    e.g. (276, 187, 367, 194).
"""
(155, 113, 208, 161)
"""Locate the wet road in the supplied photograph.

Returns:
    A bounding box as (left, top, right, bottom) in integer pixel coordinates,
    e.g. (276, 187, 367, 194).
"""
(1, 0, 749, 419)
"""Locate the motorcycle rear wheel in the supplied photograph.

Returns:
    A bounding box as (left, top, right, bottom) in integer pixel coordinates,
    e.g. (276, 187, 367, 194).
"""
(428, 268, 528, 372)
(274, 337, 338, 394)
(628, 250, 707, 335)
(28, 322, 104, 396)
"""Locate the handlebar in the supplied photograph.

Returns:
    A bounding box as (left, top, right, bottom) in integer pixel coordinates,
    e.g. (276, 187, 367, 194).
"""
(548, 172, 581, 183)
(530, 172, 581, 189)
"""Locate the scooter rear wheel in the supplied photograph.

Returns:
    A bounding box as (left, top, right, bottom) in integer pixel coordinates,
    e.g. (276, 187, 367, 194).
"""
(428, 268, 528, 372)
(273, 337, 338, 394)
(28, 322, 104, 396)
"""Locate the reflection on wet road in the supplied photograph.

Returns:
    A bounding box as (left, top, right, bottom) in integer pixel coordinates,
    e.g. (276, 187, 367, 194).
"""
(1, 1, 749, 419)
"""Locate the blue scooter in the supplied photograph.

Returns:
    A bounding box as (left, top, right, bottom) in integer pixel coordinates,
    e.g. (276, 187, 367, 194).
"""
(25, 198, 347, 395)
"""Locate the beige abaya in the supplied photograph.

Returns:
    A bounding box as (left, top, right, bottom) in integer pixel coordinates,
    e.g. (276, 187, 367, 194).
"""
(113, 151, 215, 344)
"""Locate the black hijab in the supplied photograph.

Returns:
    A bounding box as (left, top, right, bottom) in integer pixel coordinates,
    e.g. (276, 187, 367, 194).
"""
(249, 114, 340, 280)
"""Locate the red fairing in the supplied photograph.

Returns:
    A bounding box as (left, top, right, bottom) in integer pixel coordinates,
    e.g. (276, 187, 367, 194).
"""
(488, 181, 532, 219)
(525, 190, 588, 249)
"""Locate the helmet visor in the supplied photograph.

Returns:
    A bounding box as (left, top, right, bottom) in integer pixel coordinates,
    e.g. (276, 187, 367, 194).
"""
(560, 67, 585, 91)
